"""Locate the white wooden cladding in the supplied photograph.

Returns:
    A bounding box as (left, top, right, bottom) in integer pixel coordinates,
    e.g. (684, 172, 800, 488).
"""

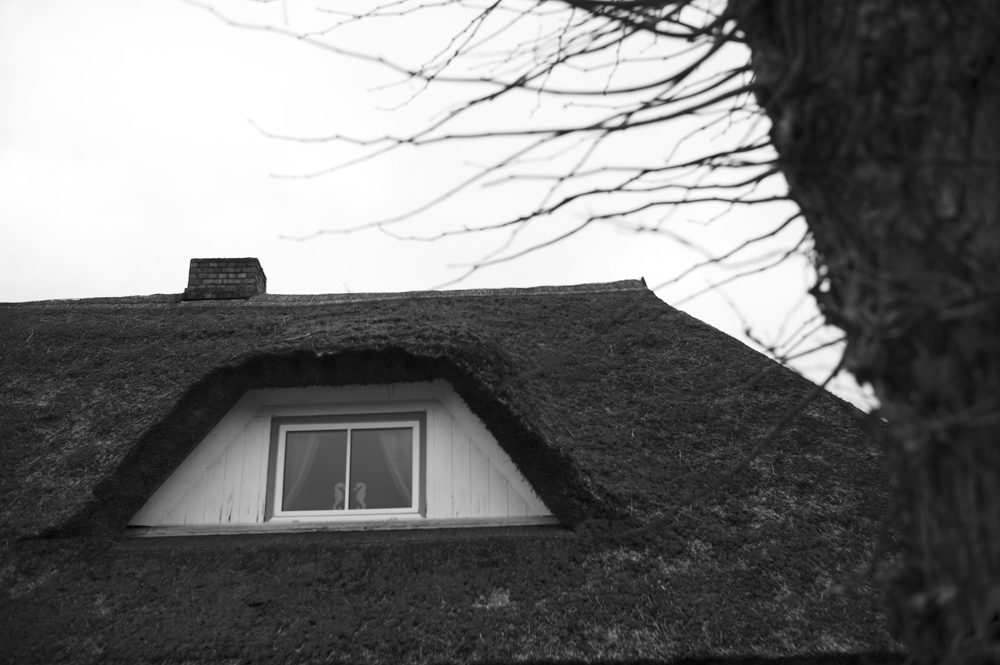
(130, 381, 553, 529)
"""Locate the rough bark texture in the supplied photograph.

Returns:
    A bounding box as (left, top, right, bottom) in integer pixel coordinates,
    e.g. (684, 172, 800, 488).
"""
(733, 1, 1000, 662)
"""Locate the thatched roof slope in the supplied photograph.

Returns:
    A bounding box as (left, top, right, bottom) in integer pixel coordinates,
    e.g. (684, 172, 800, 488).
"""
(0, 281, 900, 663)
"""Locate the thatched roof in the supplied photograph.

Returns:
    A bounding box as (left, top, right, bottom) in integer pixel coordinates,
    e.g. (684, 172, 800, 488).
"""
(0, 280, 900, 663)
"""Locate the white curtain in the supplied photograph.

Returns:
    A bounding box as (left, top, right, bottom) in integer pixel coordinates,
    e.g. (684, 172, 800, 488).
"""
(282, 434, 321, 510)
(376, 429, 412, 506)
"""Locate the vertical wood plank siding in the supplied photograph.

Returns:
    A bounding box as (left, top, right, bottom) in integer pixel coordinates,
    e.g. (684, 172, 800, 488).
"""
(451, 420, 472, 519)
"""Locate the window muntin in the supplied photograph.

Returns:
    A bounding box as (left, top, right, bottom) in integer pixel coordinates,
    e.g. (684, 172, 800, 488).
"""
(272, 419, 421, 519)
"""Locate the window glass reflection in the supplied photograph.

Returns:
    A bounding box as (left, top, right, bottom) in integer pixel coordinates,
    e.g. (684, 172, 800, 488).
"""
(282, 430, 347, 511)
(349, 428, 413, 509)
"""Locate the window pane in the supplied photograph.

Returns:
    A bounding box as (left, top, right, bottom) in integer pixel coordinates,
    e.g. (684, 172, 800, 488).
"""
(283, 430, 347, 511)
(348, 428, 413, 510)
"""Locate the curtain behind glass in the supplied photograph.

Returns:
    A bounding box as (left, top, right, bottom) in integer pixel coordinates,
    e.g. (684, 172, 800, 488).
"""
(283, 430, 347, 511)
(350, 428, 412, 509)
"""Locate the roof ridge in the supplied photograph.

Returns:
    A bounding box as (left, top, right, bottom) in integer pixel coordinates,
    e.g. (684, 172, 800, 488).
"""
(0, 279, 648, 307)
(246, 279, 647, 306)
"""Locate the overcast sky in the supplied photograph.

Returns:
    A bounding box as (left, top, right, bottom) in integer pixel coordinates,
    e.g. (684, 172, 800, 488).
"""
(0, 0, 872, 408)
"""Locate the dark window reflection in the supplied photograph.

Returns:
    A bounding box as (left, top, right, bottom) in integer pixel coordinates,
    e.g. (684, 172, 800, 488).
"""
(349, 428, 413, 509)
(282, 430, 347, 511)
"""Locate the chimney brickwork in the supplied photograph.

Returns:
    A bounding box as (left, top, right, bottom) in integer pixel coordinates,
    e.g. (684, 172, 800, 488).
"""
(182, 258, 266, 301)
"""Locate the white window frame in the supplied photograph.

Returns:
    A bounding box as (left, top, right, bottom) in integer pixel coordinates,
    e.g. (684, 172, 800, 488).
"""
(269, 417, 422, 523)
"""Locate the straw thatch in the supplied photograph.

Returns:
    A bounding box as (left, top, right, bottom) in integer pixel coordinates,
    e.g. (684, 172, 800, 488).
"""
(0, 281, 900, 663)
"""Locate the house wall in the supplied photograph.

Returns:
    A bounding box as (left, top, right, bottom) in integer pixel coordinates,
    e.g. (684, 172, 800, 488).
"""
(129, 381, 553, 532)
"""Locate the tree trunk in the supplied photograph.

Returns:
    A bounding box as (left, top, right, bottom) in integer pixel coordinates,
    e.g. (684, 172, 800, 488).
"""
(732, 1, 1000, 662)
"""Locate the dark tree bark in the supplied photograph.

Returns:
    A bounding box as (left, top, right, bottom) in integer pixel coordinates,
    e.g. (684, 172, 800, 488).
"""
(732, 1, 1000, 661)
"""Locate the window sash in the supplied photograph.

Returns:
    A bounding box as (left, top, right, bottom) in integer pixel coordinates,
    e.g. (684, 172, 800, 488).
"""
(272, 419, 420, 519)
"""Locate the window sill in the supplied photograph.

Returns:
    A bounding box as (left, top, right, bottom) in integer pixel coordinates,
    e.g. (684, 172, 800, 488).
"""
(126, 515, 561, 538)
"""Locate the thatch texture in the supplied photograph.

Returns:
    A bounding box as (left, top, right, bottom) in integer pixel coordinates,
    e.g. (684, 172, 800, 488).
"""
(0, 282, 899, 663)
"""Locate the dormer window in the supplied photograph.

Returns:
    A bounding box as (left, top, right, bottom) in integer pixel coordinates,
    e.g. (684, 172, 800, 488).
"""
(128, 381, 556, 535)
(269, 415, 422, 521)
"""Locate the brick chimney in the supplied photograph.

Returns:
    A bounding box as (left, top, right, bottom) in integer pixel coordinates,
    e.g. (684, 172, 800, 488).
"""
(182, 258, 266, 301)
